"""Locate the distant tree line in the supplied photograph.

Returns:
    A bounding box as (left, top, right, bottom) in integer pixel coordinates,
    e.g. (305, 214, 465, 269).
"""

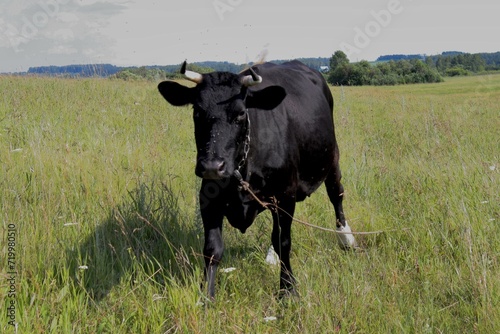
(376, 54, 425, 62)
(21, 52, 500, 82)
(328, 50, 500, 86)
(271, 57, 330, 70)
(479, 52, 500, 69)
(25, 58, 332, 79)
(108, 58, 332, 81)
(109, 67, 169, 81)
(426, 52, 500, 76)
(27, 64, 122, 77)
(327, 51, 443, 86)
(109, 64, 216, 81)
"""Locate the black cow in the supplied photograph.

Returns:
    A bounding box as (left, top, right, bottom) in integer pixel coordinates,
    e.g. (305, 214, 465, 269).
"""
(158, 60, 356, 299)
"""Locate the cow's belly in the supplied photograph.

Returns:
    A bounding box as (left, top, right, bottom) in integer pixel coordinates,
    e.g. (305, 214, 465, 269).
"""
(296, 179, 324, 202)
(296, 149, 334, 201)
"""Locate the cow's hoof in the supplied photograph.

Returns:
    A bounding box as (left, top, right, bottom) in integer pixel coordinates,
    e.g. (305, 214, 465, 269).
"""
(336, 221, 357, 250)
(265, 245, 279, 265)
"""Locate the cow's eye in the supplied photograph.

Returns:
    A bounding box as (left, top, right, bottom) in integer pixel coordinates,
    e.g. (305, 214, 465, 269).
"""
(235, 109, 247, 123)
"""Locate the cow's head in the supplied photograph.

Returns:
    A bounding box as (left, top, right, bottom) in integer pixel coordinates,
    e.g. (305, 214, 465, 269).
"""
(158, 61, 286, 179)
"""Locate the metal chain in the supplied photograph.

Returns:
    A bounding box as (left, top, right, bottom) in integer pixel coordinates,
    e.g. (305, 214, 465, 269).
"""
(235, 110, 251, 173)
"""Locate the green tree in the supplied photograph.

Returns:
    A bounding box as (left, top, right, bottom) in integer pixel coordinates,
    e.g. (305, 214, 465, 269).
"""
(425, 56, 435, 68)
(329, 51, 349, 72)
(469, 54, 486, 72)
(349, 61, 371, 85)
(446, 66, 469, 76)
(327, 63, 352, 86)
(326, 50, 442, 86)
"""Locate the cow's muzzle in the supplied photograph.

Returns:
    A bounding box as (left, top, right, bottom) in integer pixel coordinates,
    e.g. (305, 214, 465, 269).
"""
(196, 158, 227, 179)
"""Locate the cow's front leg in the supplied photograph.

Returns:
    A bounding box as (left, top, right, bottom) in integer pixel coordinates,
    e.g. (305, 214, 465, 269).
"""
(200, 182, 225, 299)
(203, 222, 223, 299)
(271, 198, 297, 297)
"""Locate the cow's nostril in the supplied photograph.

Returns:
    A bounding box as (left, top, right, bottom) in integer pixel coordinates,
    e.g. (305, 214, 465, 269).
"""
(198, 159, 227, 179)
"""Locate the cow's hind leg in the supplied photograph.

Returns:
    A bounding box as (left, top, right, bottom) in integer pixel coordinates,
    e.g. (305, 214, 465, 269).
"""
(325, 145, 357, 249)
(271, 198, 297, 297)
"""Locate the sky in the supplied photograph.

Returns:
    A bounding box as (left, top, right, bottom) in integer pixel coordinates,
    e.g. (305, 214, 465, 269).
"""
(0, 0, 499, 72)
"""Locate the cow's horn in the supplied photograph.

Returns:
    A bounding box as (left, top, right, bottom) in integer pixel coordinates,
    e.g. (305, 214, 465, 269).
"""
(241, 67, 262, 86)
(180, 61, 203, 84)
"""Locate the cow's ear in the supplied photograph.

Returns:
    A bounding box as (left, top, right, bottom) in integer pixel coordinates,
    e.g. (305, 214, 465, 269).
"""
(246, 86, 286, 110)
(158, 81, 194, 106)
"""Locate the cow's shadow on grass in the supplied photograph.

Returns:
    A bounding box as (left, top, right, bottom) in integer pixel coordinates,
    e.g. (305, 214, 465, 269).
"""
(67, 180, 206, 302)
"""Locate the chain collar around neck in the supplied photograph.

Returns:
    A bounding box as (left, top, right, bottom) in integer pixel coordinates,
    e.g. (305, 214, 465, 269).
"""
(233, 110, 251, 182)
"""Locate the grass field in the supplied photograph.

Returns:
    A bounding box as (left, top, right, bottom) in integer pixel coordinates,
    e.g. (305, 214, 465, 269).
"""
(1, 73, 499, 333)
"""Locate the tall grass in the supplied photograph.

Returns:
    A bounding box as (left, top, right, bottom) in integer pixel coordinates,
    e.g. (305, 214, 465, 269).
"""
(1, 74, 498, 333)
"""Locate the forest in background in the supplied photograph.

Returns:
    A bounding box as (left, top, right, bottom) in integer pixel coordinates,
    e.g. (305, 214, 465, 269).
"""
(15, 51, 500, 86)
